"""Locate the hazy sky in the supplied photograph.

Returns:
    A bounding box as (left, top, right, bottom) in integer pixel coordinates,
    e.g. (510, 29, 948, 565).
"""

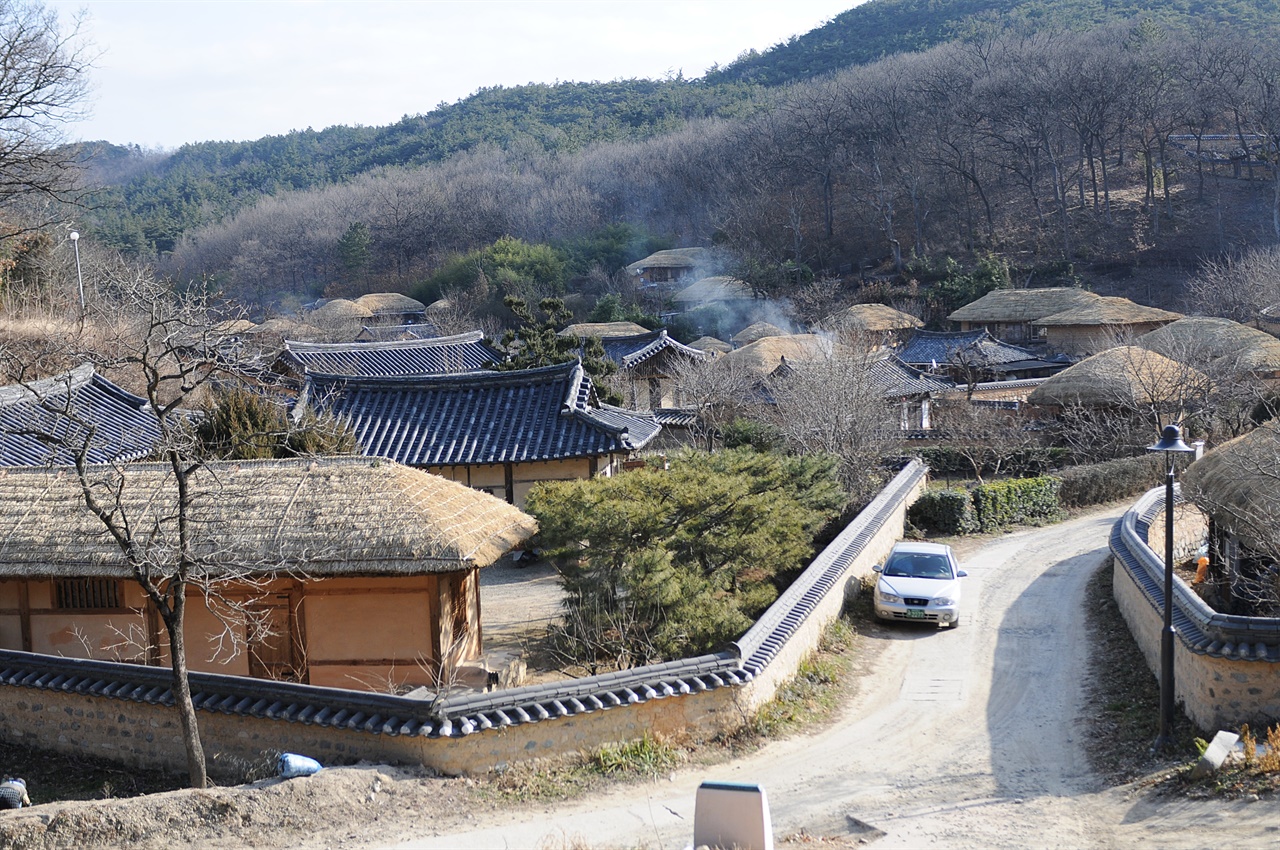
(46, 0, 858, 149)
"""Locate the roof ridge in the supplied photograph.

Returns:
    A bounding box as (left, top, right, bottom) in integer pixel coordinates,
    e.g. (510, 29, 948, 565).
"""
(307, 360, 577, 390)
(0, 363, 96, 408)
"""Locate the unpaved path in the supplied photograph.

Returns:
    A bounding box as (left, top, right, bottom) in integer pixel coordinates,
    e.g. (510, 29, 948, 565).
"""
(393, 507, 1280, 849)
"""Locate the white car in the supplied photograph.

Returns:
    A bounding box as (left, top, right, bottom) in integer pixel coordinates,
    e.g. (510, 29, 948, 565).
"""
(872, 541, 967, 628)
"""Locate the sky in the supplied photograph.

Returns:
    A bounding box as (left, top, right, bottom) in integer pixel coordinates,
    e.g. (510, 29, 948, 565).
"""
(46, 0, 859, 150)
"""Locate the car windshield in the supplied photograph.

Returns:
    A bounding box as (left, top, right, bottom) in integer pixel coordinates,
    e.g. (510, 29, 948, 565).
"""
(883, 553, 953, 579)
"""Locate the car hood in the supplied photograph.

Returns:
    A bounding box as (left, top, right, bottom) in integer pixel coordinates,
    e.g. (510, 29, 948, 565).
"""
(879, 575, 961, 600)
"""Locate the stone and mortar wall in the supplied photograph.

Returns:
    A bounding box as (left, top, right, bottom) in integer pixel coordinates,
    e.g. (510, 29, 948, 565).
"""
(0, 465, 926, 777)
(1113, 558, 1280, 730)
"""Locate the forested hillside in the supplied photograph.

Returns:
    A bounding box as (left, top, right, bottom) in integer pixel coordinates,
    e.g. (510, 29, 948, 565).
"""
(708, 0, 1279, 86)
(83, 78, 765, 255)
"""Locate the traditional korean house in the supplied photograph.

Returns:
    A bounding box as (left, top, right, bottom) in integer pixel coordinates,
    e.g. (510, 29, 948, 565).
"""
(1140, 316, 1280, 385)
(671, 276, 754, 313)
(354, 292, 428, 326)
(947, 287, 1100, 343)
(1026, 346, 1207, 414)
(1183, 421, 1280, 616)
(0, 364, 161, 466)
(279, 331, 504, 380)
(562, 328, 706, 411)
(625, 247, 714, 285)
(0, 457, 537, 691)
(817, 303, 922, 347)
(302, 360, 661, 506)
(1032, 297, 1182, 356)
(558, 322, 649, 339)
(731, 321, 787, 349)
(897, 330, 1068, 383)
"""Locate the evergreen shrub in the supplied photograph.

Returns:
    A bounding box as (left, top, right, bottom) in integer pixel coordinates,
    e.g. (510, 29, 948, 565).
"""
(1055, 454, 1166, 508)
(972, 476, 1061, 531)
(907, 488, 979, 535)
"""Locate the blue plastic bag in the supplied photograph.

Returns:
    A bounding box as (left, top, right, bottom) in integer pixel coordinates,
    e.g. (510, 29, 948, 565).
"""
(278, 752, 323, 778)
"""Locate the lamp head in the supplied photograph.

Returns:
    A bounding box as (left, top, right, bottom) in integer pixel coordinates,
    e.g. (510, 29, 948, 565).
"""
(68, 231, 78, 241)
(1147, 423, 1195, 454)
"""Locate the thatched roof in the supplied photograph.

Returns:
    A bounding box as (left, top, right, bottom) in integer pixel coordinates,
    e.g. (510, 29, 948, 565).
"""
(1139, 316, 1280, 373)
(688, 336, 732, 355)
(1184, 421, 1280, 552)
(721, 334, 844, 379)
(947, 287, 1099, 323)
(1018, 348, 1198, 409)
(354, 292, 426, 315)
(0, 458, 537, 578)
(1026, 346, 1204, 407)
(625, 247, 711, 275)
(424, 298, 453, 313)
(732, 321, 787, 346)
(820, 304, 923, 332)
(212, 319, 258, 335)
(672, 276, 752, 305)
(308, 299, 375, 325)
(558, 322, 649, 339)
(1033, 297, 1182, 327)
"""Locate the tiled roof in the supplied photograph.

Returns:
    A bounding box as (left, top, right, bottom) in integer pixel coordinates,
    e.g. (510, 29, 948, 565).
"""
(599, 330, 705, 370)
(0, 365, 161, 466)
(355, 323, 443, 342)
(282, 332, 504, 378)
(866, 353, 955, 398)
(897, 330, 1049, 368)
(305, 360, 661, 466)
(0, 462, 926, 740)
(1112, 488, 1280, 662)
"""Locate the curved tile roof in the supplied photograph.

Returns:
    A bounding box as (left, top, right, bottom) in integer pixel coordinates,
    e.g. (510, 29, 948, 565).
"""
(598, 330, 705, 369)
(283, 332, 504, 378)
(897, 330, 1051, 368)
(306, 361, 661, 466)
(0, 365, 161, 466)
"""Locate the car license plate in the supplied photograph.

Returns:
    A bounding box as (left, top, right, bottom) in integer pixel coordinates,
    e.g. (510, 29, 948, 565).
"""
(906, 608, 926, 619)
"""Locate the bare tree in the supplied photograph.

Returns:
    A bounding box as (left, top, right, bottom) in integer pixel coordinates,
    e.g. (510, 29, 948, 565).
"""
(668, 352, 757, 451)
(930, 399, 1049, 483)
(0, 263, 355, 789)
(763, 350, 898, 502)
(0, 0, 93, 227)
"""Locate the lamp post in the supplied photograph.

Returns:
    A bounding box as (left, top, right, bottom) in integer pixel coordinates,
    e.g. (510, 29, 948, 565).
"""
(1147, 423, 1197, 750)
(68, 230, 84, 312)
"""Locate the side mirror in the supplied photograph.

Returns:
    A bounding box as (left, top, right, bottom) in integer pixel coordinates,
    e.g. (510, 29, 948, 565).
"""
(957, 569, 968, 578)
(872, 564, 883, 573)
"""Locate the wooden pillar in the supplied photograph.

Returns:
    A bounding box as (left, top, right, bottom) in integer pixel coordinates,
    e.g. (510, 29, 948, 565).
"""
(18, 582, 30, 653)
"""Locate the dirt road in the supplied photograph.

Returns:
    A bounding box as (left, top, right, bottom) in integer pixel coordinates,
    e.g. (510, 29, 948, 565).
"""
(395, 507, 1280, 849)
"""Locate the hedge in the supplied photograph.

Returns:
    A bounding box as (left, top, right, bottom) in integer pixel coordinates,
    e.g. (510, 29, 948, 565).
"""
(1053, 454, 1167, 508)
(971, 476, 1062, 531)
(907, 488, 979, 535)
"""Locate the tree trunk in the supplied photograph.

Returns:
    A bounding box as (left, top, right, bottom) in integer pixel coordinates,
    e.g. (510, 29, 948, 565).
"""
(164, 589, 208, 789)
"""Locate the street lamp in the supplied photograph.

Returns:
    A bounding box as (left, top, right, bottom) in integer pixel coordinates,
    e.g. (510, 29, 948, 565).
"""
(1147, 423, 1197, 750)
(68, 230, 84, 312)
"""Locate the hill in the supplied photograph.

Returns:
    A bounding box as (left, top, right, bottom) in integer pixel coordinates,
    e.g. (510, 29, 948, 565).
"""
(707, 0, 1280, 87)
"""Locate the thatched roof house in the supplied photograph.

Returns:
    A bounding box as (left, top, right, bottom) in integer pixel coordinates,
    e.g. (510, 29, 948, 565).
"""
(280, 331, 503, 379)
(1026, 346, 1204, 409)
(1183, 421, 1280, 556)
(947, 287, 1099, 342)
(558, 321, 650, 339)
(1139, 316, 1280, 380)
(720, 334, 843, 380)
(0, 364, 161, 466)
(354, 292, 427, 319)
(688, 336, 732, 356)
(0, 457, 535, 577)
(0, 458, 537, 688)
(308, 299, 375, 326)
(671, 276, 753, 308)
(625, 247, 713, 284)
(1033, 297, 1182, 355)
(731, 321, 787, 348)
(819, 304, 923, 333)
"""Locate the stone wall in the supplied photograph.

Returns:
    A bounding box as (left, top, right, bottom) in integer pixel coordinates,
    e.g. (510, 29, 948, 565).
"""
(0, 463, 926, 777)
